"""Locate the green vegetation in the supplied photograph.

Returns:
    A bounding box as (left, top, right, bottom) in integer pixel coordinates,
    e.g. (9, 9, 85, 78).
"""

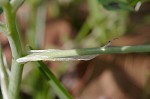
(0, 0, 149, 99)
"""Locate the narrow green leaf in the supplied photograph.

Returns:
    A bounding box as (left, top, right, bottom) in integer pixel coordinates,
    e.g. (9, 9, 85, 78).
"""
(37, 61, 73, 99)
(17, 49, 98, 63)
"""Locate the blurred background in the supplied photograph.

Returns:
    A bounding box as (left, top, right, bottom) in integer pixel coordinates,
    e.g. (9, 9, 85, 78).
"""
(0, 0, 150, 99)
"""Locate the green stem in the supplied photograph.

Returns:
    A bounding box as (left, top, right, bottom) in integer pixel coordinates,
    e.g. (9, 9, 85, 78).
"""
(37, 61, 73, 99)
(35, 3, 46, 48)
(17, 45, 150, 63)
(0, 45, 9, 99)
(27, 1, 46, 48)
(3, 2, 24, 99)
(26, 3, 37, 48)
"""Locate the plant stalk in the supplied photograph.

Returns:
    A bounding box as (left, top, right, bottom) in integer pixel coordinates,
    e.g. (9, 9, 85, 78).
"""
(0, 45, 9, 99)
(17, 45, 150, 63)
(37, 61, 73, 99)
(3, 2, 24, 99)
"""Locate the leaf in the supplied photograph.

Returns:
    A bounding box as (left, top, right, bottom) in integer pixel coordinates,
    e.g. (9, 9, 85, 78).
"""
(30, 49, 98, 61)
(37, 61, 74, 99)
(16, 49, 98, 63)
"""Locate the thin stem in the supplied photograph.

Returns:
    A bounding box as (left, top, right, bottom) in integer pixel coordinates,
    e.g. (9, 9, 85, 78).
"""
(35, 3, 46, 48)
(3, 2, 24, 99)
(37, 61, 73, 99)
(27, 1, 46, 48)
(26, 4, 37, 48)
(0, 45, 9, 99)
(17, 45, 150, 63)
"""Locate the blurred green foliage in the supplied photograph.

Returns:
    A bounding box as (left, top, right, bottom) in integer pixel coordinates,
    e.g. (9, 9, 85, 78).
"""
(75, 0, 127, 47)
(98, 0, 133, 10)
(1, 0, 145, 99)
(21, 0, 127, 98)
(1, 0, 150, 99)
(0, 8, 3, 14)
(98, 0, 146, 10)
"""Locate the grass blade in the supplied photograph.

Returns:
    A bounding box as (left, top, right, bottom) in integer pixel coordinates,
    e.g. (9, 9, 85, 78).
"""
(37, 61, 73, 99)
